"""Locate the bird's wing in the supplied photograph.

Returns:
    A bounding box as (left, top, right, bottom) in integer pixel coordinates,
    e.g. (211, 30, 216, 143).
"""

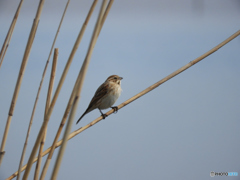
(76, 83, 109, 124)
(88, 82, 109, 109)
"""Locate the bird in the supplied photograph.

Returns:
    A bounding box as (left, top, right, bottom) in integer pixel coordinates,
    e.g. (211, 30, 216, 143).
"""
(76, 75, 123, 124)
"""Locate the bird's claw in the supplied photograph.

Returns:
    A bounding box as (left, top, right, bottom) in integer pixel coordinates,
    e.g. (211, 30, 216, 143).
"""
(111, 106, 118, 114)
(101, 114, 108, 119)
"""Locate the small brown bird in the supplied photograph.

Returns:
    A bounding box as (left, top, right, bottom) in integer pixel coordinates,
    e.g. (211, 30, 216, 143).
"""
(76, 75, 123, 124)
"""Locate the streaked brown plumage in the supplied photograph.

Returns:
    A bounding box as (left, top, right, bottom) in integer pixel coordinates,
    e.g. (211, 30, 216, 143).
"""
(76, 75, 123, 124)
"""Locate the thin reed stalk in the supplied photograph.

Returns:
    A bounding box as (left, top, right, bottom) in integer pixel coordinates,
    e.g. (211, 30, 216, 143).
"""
(34, 48, 58, 180)
(22, 0, 97, 178)
(6, 28, 240, 180)
(50, 1, 109, 179)
(98, 0, 114, 36)
(0, 0, 45, 166)
(0, 0, 24, 69)
(15, 0, 68, 177)
(0, 26, 14, 69)
(40, 1, 113, 179)
(39, 82, 79, 180)
(33, 130, 46, 180)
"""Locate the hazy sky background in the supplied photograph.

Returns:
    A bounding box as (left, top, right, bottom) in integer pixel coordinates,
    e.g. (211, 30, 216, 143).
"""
(0, 0, 239, 180)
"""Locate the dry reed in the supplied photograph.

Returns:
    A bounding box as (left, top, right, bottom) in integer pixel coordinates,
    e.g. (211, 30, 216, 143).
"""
(50, 1, 109, 179)
(0, 0, 45, 166)
(98, 0, 114, 36)
(22, 0, 98, 178)
(6, 29, 240, 180)
(0, 0, 24, 69)
(16, 0, 68, 177)
(34, 48, 58, 180)
(40, 0, 113, 178)
(40, 1, 99, 179)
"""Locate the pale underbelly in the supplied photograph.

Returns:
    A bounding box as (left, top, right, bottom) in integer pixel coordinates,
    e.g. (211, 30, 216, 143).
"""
(98, 94, 119, 109)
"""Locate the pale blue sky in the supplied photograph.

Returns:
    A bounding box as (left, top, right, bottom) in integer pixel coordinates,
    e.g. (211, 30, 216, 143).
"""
(0, 0, 240, 180)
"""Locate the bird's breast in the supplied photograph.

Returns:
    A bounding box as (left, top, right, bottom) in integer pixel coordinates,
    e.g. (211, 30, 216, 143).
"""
(98, 84, 121, 109)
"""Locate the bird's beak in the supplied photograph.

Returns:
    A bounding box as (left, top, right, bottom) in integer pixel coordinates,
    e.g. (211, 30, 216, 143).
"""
(119, 77, 123, 80)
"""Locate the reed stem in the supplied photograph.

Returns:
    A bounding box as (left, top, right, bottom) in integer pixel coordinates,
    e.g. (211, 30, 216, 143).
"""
(16, 0, 67, 177)
(50, 0, 109, 179)
(0, 0, 24, 69)
(39, 1, 98, 179)
(0, 0, 45, 167)
(34, 48, 58, 180)
(22, 0, 98, 178)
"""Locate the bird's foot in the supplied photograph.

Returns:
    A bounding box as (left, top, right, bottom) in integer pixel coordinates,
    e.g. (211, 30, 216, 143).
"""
(111, 106, 118, 114)
(101, 114, 108, 119)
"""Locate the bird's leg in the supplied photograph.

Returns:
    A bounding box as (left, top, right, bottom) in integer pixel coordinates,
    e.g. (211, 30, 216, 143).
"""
(99, 109, 108, 119)
(111, 106, 118, 114)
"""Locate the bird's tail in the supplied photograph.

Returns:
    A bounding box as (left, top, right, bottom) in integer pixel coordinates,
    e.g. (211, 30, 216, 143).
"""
(76, 106, 95, 124)
(76, 107, 91, 124)
(76, 113, 86, 124)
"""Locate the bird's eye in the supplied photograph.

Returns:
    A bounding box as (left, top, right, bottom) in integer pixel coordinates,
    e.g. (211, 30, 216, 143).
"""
(114, 77, 117, 79)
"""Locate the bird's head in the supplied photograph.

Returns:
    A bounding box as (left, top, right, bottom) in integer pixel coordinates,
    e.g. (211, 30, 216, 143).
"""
(106, 75, 123, 85)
